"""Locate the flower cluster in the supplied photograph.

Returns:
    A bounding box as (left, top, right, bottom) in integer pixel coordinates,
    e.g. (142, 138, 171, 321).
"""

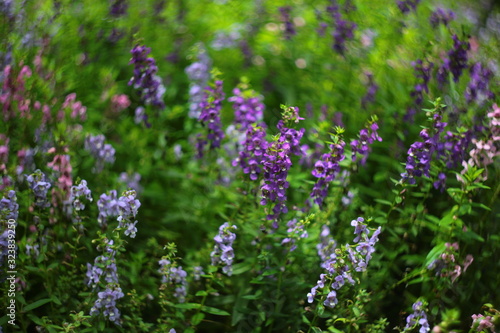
(90, 287, 125, 325)
(316, 225, 337, 269)
(70, 179, 92, 211)
(397, 0, 421, 14)
(1, 64, 32, 121)
(361, 72, 378, 109)
(62, 93, 87, 121)
(281, 218, 309, 252)
(233, 124, 268, 180)
(128, 44, 165, 109)
(307, 218, 381, 308)
(0, 190, 19, 220)
(326, 4, 357, 54)
(437, 34, 470, 85)
(471, 314, 496, 332)
(228, 86, 264, 131)
(109, 0, 127, 17)
(403, 301, 430, 333)
(116, 190, 141, 238)
(279, 6, 296, 40)
(185, 47, 211, 119)
(466, 62, 494, 104)
(47, 148, 73, 197)
(410, 59, 434, 107)
(97, 190, 120, 225)
(118, 172, 141, 193)
(211, 30, 241, 50)
(401, 112, 447, 185)
(211, 222, 237, 276)
(351, 122, 382, 165)
(462, 104, 500, 180)
(110, 94, 131, 113)
(310, 139, 345, 207)
(429, 8, 455, 28)
(26, 170, 51, 208)
(197, 80, 225, 156)
(158, 259, 188, 303)
(427, 242, 473, 283)
(86, 240, 123, 324)
(84, 134, 116, 173)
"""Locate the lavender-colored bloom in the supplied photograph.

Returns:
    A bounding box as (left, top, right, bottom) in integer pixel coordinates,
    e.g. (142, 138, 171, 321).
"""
(233, 124, 268, 180)
(158, 259, 188, 302)
(437, 35, 470, 85)
(212, 30, 241, 50)
(361, 73, 378, 108)
(211, 222, 237, 276)
(97, 190, 120, 226)
(433, 172, 446, 192)
(410, 59, 434, 107)
(332, 16, 356, 54)
(116, 190, 141, 238)
(466, 62, 494, 104)
(281, 219, 308, 252)
(134, 106, 150, 127)
(228, 87, 264, 131)
(109, 0, 127, 17)
(0, 190, 19, 220)
(90, 286, 124, 324)
(186, 48, 211, 119)
(70, 179, 92, 211)
(401, 114, 447, 184)
(397, 0, 420, 14)
(308, 219, 381, 307)
(84, 134, 116, 173)
(193, 266, 205, 281)
(26, 170, 51, 208)
(128, 44, 165, 109)
(310, 140, 345, 207)
(351, 122, 382, 165)
(403, 301, 430, 333)
(279, 6, 296, 40)
(198, 80, 225, 154)
(118, 172, 141, 193)
(429, 8, 455, 28)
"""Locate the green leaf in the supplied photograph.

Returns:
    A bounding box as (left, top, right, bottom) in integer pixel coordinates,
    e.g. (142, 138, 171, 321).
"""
(26, 314, 44, 325)
(201, 306, 230, 316)
(424, 243, 446, 267)
(195, 291, 208, 297)
(191, 312, 205, 325)
(174, 303, 201, 310)
(23, 298, 53, 312)
(374, 199, 392, 206)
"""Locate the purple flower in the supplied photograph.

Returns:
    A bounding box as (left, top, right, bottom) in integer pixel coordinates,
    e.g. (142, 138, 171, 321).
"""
(84, 134, 116, 173)
(410, 59, 434, 107)
(90, 286, 124, 324)
(158, 259, 188, 302)
(0, 190, 19, 220)
(279, 6, 296, 40)
(70, 179, 92, 211)
(211, 222, 237, 276)
(198, 80, 225, 155)
(116, 190, 141, 238)
(186, 47, 211, 119)
(403, 301, 430, 333)
(118, 172, 141, 193)
(351, 122, 382, 165)
(109, 0, 127, 17)
(26, 170, 51, 208)
(397, 0, 420, 14)
(429, 8, 455, 28)
(97, 190, 120, 225)
(228, 87, 264, 131)
(466, 62, 494, 104)
(128, 44, 165, 109)
(437, 34, 470, 85)
(361, 72, 378, 108)
(281, 219, 308, 252)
